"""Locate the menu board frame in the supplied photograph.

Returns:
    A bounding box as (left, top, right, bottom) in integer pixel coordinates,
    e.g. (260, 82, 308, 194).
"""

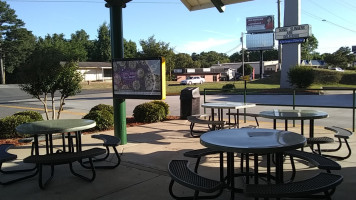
(112, 57, 166, 100)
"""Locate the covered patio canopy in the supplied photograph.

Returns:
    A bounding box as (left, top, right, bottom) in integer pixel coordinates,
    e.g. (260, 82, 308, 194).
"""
(181, 0, 252, 13)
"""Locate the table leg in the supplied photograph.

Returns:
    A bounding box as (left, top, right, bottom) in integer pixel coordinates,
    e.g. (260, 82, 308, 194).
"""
(34, 135, 39, 155)
(285, 120, 288, 131)
(275, 152, 284, 184)
(310, 119, 314, 138)
(273, 119, 276, 129)
(227, 152, 235, 200)
(62, 134, 66, 152)
(254, 154, 259, 184)
(236, 109, 240, 128)
(309, 119, 315, 151)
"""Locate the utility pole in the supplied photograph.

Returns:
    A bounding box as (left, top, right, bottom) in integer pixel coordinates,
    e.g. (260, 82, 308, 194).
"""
(0, 47, 4, 84)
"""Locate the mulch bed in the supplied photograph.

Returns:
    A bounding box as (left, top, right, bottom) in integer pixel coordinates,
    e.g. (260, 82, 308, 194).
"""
(0, 116, 181, 146)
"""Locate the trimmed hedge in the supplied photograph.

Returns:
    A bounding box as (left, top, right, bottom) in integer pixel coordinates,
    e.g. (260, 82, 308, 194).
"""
(83, 104, 114, 131)
(13, 110, 43, 121)
(89, 104, 114, 115)
(133, 102, 166, 123)
(313, 69, 342, 85)
(288, 65, 314, 88)
(83, 109, 113, 131)
(151, 100, 169, 118)
(0, 110, 43, 139)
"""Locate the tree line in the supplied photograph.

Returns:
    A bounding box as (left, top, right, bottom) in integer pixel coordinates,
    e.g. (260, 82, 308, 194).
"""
(0, 1, 354, 84)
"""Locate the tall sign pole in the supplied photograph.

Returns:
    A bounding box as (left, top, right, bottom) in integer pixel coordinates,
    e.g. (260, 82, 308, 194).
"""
(277, 0, 282, 71)
(105, 0, 130, 144)
(280, 0, 301, 88)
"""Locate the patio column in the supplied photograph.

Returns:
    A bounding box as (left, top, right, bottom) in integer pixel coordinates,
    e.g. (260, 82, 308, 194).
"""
(105, 0, 130, 144)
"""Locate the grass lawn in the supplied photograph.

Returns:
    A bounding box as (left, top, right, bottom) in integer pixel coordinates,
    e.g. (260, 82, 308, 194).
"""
(81, 78, 356, 95)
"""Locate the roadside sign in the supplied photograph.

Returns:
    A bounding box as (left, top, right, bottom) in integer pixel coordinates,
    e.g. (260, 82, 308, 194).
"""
(275, 24, 311, 40)
(279, 38, 305, 44)
(246, 15, 274, 33)
(246, 32, 275, 50)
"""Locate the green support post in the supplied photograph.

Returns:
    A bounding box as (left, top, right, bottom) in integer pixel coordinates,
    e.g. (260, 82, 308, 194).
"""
(105, 0, 130, 144)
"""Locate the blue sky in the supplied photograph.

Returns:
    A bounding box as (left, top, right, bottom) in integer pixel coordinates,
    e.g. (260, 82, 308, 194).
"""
(6, 0, 356, 56)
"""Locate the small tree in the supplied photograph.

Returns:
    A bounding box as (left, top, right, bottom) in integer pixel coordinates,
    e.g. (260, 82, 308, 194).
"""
(20, 61, 83, 120)
(237, 63, 253, 76)
(287, 65, 314, 88)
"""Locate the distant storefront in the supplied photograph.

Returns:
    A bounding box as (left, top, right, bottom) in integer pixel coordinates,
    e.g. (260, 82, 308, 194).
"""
(77, 62, 112, 82)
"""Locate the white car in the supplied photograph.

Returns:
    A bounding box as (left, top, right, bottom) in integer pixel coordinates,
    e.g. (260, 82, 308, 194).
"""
(180, 76, 205, 85)
(332, 67, 344, 72)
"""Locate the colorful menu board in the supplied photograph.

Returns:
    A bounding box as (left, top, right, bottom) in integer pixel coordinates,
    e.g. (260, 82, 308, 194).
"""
(112, 57, 166, 100)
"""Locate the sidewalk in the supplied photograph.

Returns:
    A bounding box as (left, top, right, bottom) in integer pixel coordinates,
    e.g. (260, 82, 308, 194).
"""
(1, 119, 355, 199)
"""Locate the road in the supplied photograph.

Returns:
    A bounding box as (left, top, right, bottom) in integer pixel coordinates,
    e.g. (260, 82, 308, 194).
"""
(0, 84, 354, 129)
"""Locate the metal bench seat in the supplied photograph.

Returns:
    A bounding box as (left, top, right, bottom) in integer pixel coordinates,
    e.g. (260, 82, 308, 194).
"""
(187, 115, 225, 137)
(308, 126, 353, 160)
(184, 148, 224, 182)
(245, 172, 343, 199)
(168, 160, 224, 199)
(285, 149, 341, 182)
(90, 134, 121, 169)
(0, 144, 37, 185)
(23, 148, 106, 189)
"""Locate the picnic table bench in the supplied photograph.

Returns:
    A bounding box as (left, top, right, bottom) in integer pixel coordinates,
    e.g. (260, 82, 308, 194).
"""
(187, 115, 225, 137)
(168, 160, 224, 199)
(23, 147, 106, 189)
(0, 144, 37, 185)
(245, 172, 343, 199)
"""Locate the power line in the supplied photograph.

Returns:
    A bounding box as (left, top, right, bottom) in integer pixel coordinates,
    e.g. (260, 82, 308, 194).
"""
(308, 0, 356, 27)
(303, 10, 356, 34)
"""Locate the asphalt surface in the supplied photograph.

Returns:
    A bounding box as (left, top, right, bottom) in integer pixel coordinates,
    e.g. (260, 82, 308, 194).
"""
(0, 84, 354, 129)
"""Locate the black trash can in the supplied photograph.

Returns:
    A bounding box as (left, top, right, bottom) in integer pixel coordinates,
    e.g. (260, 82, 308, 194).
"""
(180, 87, 200, 119)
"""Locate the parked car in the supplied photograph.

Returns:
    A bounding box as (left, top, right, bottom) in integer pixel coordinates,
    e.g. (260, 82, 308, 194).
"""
(180, 76, 205, 85)
(331, 67, 344, 72)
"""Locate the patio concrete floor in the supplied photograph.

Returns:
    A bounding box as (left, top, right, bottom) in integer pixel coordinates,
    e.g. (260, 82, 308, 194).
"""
(1, 118, 355, 200)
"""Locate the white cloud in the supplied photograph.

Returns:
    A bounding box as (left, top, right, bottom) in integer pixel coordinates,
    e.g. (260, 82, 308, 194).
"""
(176, 38, 238, 54)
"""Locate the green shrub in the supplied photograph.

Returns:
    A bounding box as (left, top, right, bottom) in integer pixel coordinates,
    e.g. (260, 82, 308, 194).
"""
(133, 102, 165, 123)
(287, 65, 315, 88)
(0, 115, 32, 138)
(313, 69, 342, 85)
(340, 73, 356, 85)
(13, 110, 43, 121)
(89, 104, 114, 115)
(237, 64, 254, 75)
(151, 100, 169, 118)
(83, 109, 113, 131)
(222, 84, 235, 90)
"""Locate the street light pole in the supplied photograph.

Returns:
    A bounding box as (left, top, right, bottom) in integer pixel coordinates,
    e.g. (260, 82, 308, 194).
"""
(241, 32, 244, 76)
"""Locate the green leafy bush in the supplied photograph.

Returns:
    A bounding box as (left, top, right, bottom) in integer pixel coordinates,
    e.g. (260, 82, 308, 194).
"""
(13, 110, 43, 121)
(237, 64, 254, 75)
(151, 100, 169, 118)
(0, 115, 32, 138)
(83, 109, 113, 131)
(133, 102, 165, 123)
(89, 104, 114, 115)
(287, 65, 315, 88)
(222, 84, 235, 90)
(313, 69, 342, 85)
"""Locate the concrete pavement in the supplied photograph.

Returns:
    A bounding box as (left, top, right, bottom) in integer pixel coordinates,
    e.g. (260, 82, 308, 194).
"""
(1, 118, 355, 199)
